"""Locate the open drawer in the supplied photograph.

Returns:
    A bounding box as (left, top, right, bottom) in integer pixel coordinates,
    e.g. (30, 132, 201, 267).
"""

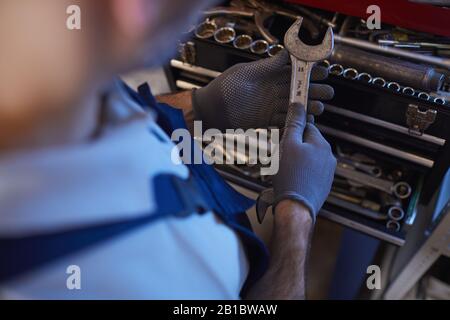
(166, 0, 450, 247)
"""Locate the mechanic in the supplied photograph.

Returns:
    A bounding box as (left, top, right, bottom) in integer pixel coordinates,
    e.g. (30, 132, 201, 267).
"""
(0, 0, 335, 299)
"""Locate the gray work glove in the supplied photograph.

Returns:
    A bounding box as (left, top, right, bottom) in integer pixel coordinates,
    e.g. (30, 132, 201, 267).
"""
(271, 106, 337, 222)
(256, 106, 336, 224)
(192, 50, 334, 131)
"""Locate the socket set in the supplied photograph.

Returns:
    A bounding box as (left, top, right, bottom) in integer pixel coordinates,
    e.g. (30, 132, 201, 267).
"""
(168, 0, 450, 246)
(210, 136, 421, 245)
(194, 19, 285, 57)
(324, 61, 448, 106)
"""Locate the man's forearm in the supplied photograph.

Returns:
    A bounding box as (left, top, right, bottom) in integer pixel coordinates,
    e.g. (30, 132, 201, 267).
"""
(157, 92, 314, 299)
(246, 200, 313, 300)
(156, 91, 195, 133)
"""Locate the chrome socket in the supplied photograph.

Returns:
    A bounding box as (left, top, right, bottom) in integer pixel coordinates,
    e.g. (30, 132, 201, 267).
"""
(268, 44, 284, 57)
(233, 34, 253, 50)
(357, 72, 373, 83)
(388, 207, 405, 221)
(343, 68, 359, 80)
(434, 97, 447, 105)
(214, 27, 236, 44)
(318, 60, 331, 69)
(250, 40, 269, 55)
(372, 77, 386, 87)
(418, 92, 430, 101)
(386, 220, 401, 232)
(402, 87, 415, 95)
(329, 64, 344, 76)
(387, 82, 401, 92)
(195, 21, 217, 39)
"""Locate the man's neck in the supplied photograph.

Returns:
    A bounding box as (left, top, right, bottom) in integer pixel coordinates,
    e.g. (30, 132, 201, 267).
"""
(0, 88, 102, 154)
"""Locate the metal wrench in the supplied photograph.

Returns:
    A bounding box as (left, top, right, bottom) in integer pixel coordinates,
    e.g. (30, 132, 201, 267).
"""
(284, 18, 334, 111)
(327, 195, 387, 221)
(330, 190, 381, 212)
(335, 165, 412, 199)
(338, 158, 382, 178)
(255, 19, 333, 224)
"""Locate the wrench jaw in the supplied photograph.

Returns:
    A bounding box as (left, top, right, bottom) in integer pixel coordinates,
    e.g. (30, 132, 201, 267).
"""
(284, 18, 334, 62)
(285, 18, 334, 110)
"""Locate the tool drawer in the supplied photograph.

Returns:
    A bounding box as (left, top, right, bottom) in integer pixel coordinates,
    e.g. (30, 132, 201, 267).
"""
(166, 0, 450, 246)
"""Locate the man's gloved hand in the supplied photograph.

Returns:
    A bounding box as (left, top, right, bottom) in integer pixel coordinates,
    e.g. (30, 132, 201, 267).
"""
(192, 50, 334, 131)
(272, 105, 336, 222)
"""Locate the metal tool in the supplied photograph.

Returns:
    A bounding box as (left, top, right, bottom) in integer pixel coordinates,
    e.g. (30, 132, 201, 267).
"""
(336, 146, 377, 165)
(402, 87, 416, 96)
(334, 35, 450, 70)
(284, 18, 334, 111)
(178, 41, 196, 65)
(268, 44, 284, 57)
(378, 39, 450, 51)
(418, 92, 431, 101)
(386, 220, 401, 232)
(387, 82, 401, 92)
(343, 68, 359, 80)
(433, 97, 447, 105)
(318, 60, 331, 69)
(250, 39, 269, 54)
(330, 190, 381, 212)
(324, 105, 445, 147)
(332, 180, 368, 198)
(329, 64, 344, 76)
(380, 192, 402, 208)
(406, 104, 437, 136)
(256, 18, 333, 224)
(372, 77, 387, 87)
(319, 124, 435, 168)
(214, 27, 236, 44)
(338, 159, 382, 178)
(233, 34, 253, 50)
(327, 195, 387, 221)
(357, 72, 373, 83)
(330, 44, 445, 92)
(204, 1, 300, 45)
(336, 165, 412, 199)
(388, 206, 405, 221)
(195, 20, 217, 39)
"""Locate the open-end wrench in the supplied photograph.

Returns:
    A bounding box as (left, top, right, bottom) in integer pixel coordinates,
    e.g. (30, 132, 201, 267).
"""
(330, 190, 381, 212)
(326, 195, 387, 221)
(284, 18, 334, 111)
(338, 159, 382, 178)
(335, 165, 412, 199)
(256, 19, 334, 224)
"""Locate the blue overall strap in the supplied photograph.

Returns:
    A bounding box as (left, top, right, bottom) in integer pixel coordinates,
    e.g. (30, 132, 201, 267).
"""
(134, 83, 269, 296)
(133, 83, 257, 216)
(0, 174, 210, 283)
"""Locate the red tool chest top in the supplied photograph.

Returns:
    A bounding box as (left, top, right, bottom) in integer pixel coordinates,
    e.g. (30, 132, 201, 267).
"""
(286, 0, 450, 37)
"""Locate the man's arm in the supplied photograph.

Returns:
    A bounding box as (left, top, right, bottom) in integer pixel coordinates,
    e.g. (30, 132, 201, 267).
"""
(156, 90, 192, 112)
(245, 104, 336, 300)
(157, 92, 316, 299)
(156, 91, 195, 133)
(246, 200, 313, 300)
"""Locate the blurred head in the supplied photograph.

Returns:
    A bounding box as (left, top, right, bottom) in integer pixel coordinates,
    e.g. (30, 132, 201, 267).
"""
(0, 0, 215, 149)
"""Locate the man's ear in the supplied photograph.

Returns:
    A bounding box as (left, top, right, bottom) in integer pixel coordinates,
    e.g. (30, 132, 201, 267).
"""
(110, 0, 155, 39)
